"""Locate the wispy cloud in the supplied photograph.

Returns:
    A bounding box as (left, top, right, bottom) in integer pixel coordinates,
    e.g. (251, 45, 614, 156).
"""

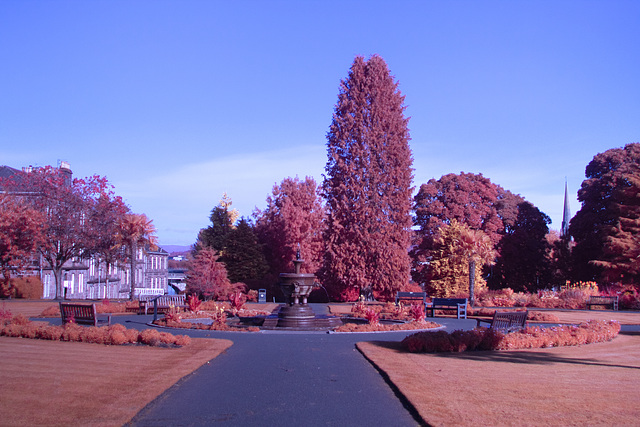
(116, 145, 326, 245)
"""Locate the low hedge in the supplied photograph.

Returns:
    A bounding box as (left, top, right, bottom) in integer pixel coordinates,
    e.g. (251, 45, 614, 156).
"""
(402, 320, 621, 353)
(0, 313, 190, 347)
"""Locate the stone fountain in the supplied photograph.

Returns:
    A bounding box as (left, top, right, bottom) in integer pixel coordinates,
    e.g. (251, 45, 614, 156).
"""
(262, 248, 342, 330)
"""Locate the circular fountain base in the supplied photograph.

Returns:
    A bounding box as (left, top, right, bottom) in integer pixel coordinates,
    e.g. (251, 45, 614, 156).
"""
(260, 304, 343, 330)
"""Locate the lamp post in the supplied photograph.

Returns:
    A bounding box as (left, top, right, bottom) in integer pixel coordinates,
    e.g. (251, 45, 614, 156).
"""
(97, 267, 103, 299)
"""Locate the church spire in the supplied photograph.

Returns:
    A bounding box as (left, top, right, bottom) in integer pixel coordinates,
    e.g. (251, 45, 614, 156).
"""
(561, 179, 571, 237)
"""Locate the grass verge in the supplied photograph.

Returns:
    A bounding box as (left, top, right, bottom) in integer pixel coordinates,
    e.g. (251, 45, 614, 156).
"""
(0, 336, 231, 426)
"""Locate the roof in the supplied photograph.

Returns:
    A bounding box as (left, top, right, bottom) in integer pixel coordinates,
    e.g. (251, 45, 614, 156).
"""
(0, 166, 21, 190)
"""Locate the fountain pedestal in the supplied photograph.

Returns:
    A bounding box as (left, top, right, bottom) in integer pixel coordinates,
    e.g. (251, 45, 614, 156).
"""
(260, 252, 341, 330)
(277, 258, 317, 328)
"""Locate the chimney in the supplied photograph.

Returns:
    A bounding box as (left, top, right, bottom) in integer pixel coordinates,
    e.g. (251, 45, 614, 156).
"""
(58, 160, 72, 187)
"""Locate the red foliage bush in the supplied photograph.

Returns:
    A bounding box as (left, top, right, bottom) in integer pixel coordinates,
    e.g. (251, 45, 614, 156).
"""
(409, 304, 425, 322)
(401, 320, 620, 353)
(246, 289, 258, 302)
(526, 311, 560, 322)
(164, 306, 183, 323)
(402, 329, 502, 353)
(0, 305, 12, 324)
(139, 329, 162, 346)
(335, 320, 441, 333)
(36, 324, 63, 341)
(228, 291, 246, 314)
(11, 313, 29, 325)
(200, 300, 230, 312)
(0, 316, 190, 347)
(174, 335, 191, 346)
(108, 329, 128, 345)
(6, 276, 43, 299)
(606, 284, 640, 310)
(351, 300, 366, 315)
(364, 308, 380, 325)
(61, 323, 83, 342)
(39, 305, 60, 317)
(187, 295, 202, 312)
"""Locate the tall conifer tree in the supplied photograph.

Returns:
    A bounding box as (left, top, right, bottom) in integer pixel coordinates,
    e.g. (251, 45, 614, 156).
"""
(321, 55, 414, 301)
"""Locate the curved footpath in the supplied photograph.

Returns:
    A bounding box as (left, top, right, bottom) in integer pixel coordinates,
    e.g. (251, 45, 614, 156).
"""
(125, 304, 474, 427)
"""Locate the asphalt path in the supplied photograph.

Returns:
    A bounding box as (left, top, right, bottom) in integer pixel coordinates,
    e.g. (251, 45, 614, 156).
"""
(124, 305, 477, 427)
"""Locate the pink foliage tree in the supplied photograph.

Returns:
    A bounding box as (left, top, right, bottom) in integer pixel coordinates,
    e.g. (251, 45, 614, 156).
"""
(322, 55, 414, 301)
(254, 176, 325, 279)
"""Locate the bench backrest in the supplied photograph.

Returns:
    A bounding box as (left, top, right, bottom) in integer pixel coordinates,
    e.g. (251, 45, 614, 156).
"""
(60, 303, 97, 323)
(395, 292, 426, 304)
(491, 311, 527, 332)
(589, 296, 618, 303)
(432, 298, 467, 307)
(151, 294, 186, 306)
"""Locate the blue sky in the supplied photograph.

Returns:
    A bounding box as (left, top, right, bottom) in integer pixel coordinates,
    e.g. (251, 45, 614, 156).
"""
(1, 1, 639, 246)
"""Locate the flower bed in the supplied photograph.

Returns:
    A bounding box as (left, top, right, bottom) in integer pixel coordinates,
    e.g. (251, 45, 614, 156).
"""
(1, 311, 190, 347)
(335, 320, 441, 333)
(153, 317, 260, 332)
(401, 320, 621, 353)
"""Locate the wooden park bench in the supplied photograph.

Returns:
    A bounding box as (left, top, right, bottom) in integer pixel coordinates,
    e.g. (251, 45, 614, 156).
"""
(395, 291, 427, 307)
(476, 310, 528, 333)
(59, 302, 111, 327)
(586, 295, 619, 311)
(429, 298, 468, 319)
(139, 294, 187, 315)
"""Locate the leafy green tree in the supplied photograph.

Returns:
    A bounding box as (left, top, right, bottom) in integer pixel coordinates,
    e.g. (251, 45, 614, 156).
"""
(413, 172, 523, 246)
(197, 193, 238, 253)
(0, 194, 45, 297)
(425, 220, 495, 299)
(412, 172, 523, 287)
(590, 168, 640, 284)
(2, 166, 121, 300)
(489, 202, 552, 292)
(87, 185, 130, 290)
(119, 213, 158, 300)
(570, 143, 640, 284)
(322, 55, 414, 301)
(546, 230, 574, 287)
(221, 217, 269, 288)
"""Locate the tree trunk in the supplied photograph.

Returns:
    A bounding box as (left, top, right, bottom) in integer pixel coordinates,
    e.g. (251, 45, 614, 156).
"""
(1, 269, 12, 298)
(468, 259, 476, 307)
(129, 242, 137, 301)
(54, 267, 64, 300)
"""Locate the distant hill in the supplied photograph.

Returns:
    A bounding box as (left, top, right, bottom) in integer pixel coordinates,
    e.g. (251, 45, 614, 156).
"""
(160, 245, 193, 254)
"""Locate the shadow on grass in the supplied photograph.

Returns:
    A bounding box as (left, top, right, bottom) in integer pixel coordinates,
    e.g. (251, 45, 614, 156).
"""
(365, 333, 640, 370)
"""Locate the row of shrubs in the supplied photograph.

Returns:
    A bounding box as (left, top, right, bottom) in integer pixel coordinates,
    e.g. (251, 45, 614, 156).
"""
(475, 283, 640, 310)
(1, 312, 191, 347)
(401, 319, 621, 353)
